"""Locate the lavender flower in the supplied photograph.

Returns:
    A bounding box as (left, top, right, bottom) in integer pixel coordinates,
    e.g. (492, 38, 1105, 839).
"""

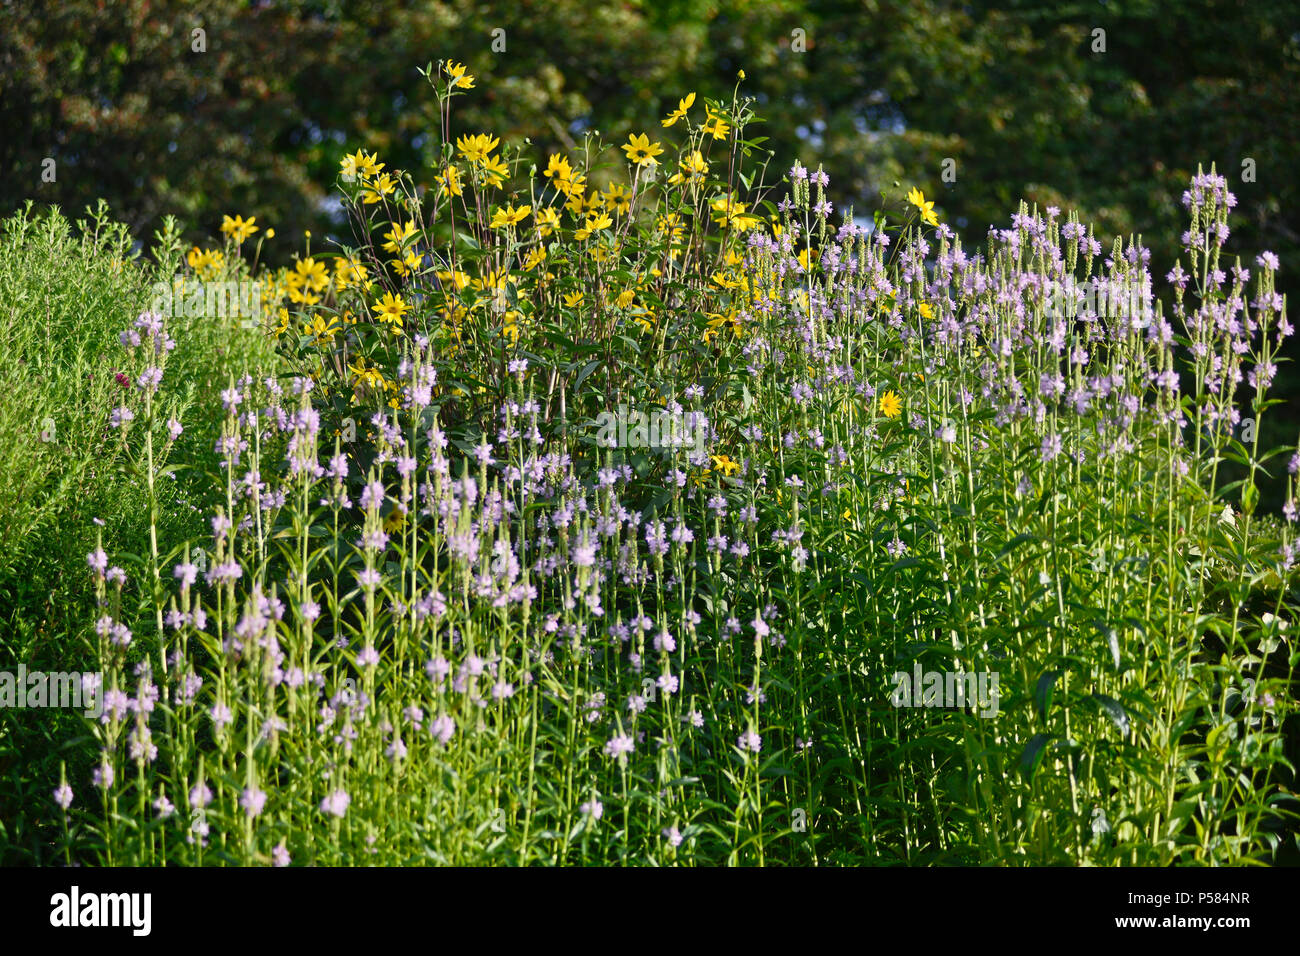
(320, 789, 351, 818)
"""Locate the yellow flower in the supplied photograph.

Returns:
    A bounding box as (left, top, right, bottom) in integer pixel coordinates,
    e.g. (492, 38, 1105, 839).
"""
(456, 133, 500, 164)
(702, 111, 731, 140)
(294, 257, 330, 293)
(306, 314, 341, 341)
(535, 206, 562, 237)
(622, 133, 664, 167)
(543, 154, 586, 197)
(383, 506, 408, 533)
(879, 390, 903, 419)
(662, 92, 696, 127)
(544, 153, 574, 182)
(710, 270, 741, 291)
(219, 214, 258, 244)
(381, 220, 417, 254)
(711, 195, 759, 231)
(668, 150, 709, 185)
(334, 257, 371, 292)
(374, 291, 411, 330)
(286, 270, 320, 306)
(436, 269, 471, 292)
(602, 183, 631, 216)
(562, 291, 585, 308)
(349, 361, 386, 392)
(341, 150, 383, 182)
(480, 153, 509, 187)
(490, 203, 531, 229)
(436, 165, 464, 197)
(566, 189, 603, 218)
(918, 302, 935, 320)
(704, 310, 743, 341)
(445, 61, 475, 89)
(360, 172, 398, 204)
(391, 248, 423, 278)
(709, 454, 741, 477)
(906, 187, 939, 227)
(522, 245, 547, 271)
(575, 212, 613, 241)
(500, 311, 522, 347)
(186, 246, 220, 277)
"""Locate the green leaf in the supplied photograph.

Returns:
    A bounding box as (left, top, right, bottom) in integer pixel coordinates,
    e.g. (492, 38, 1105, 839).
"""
(1034, 669, 1062, 722)
(1019, 733, 1055, 780)
(1091, 694, 1131, 736)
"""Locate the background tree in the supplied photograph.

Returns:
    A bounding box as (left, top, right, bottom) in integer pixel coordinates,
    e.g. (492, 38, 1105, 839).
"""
(4, 0, 1297, 499)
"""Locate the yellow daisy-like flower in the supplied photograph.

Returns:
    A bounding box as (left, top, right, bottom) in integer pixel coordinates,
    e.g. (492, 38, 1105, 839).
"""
(522, 245, 547, 271)
(334, 257, 371, 292)
(667, 150, 709, 186)
(906, 187, 939, 227)
(879, 390, 903, 419)
(500, 310, 522, 347)
(574, 211, 613, 241)
(711, 195, 760, 231)
(383, 506, 408, 534)
(704, 309, 743, 342)
(566, 189, 603, 218)
(709, 454, 741, 477)
(621, 133, 664, 167)
(603, 183, 632, 217)
(294, 257, 330, 293)
(436, 165, 463, 197)
(186, 246, 216, 276)
(306, 314, 341, 341)
(702, 111, 731, 140)
(562, 291, 585, 309)
(381, 220, 417, 254)
(490, 203, 531, 229)
(918, 302, 935, 320)
(662, 92, 696, 127)
(480, 154, 510, 187)
(456, 133, 500, 164)
(360, 172, 398, 204)
(535, 206, 562, 237)
(544, 153, 574, 182)
(391, 248, 423, 278)
(286, 272, 320, 306)
(349, 360, 386, 392)
(341, 150, 383, 182)
(445, 61, 475, 89)
(436, 269, 471, 293)
(374, 291, 411, 330)
(543, 154, 587, 198)
(219, 214, 258, 245)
